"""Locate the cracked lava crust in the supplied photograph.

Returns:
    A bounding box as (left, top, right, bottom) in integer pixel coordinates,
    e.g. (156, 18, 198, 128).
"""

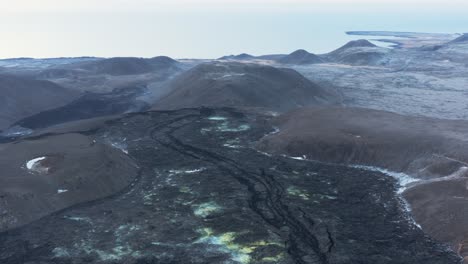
(0, 108, 460, 264)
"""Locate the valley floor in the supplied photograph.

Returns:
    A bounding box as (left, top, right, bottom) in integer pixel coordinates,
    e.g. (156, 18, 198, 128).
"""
(0, 109, 460, 264)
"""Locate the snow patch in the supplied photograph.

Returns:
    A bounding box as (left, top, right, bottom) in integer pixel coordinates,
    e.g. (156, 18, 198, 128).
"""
(63, 216, 93, 224)
(26, 157, 46, 170)
(412, 166, 468, 187)
(213, 73, 246, 80)
(169, 168, 206, 175)
(208, 116, 228, 121)
(350, 165, 423, 229)
(223, 143, 242, 149)
(25, 157, 49, 173)
(351, 165, 420, 193)
(110, 142, 128, 154)
(290, 156, 306, 161)
(0, 126, 33, 137)
(265, 127, 280, 137)
(399, 198, 422, 229)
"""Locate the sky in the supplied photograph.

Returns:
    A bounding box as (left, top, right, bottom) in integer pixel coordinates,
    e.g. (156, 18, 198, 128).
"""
(1, 0, 467, 59)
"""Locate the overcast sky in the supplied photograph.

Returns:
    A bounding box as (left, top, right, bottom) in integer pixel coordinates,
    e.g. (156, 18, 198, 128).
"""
(1, 0, 467, 58)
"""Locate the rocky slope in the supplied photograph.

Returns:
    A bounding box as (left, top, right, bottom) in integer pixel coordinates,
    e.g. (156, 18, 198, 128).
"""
(56, 56, 180, 76)
(219, 53, 255, 61)
(13, 85, 149, 130)
(0, 132, 138, 232)
(34, 56, 181, 93)
(258, 107, 468, 178)
(0, 108, 459, 264)
(278, 49, 325, 65)
(257, 106, 468, 260)
(154, 62, 339, 111)
(0, 75, 78, 130)
(0, 31, 467, 264)
(324, 39, 389, 65)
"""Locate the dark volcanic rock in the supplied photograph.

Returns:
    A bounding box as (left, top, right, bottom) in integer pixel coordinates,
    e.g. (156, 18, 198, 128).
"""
(0, 108, 460, 263)
(0, 133, 138, 232)
(36, 68, 84, 79)
(219, 53, 255, 60)
(14, 85, 149, 130)
(325, 39, 388, 65)
(147, 55, 179, 67)
(403, 176, 468, 260)
(41, 56, 180, 77)
(258, 107, 468, 179)
(0, 75, 78, 130)
(278, 49, 325, 65)
(154, 62, 339, 111)
(336, 51, 385, 65)
(34, 56, 182, 95)
(257, 106, 468, 260)
(256, 54, 287, 60)
(418, 44, 445, 51)
(74, 56, 179, 76)
(59, 58, 152, 75)
(336, 39, 377, 49)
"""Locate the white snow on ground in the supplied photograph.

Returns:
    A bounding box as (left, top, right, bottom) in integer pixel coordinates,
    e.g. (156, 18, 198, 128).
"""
(207, 116, 228, 121)
(433, 154, 468, 166)
(354, 165, 468, 193)
(280, 155, 421, 193)
(351, 165, 420, 194)
(183, 168, 205, 174)
(211, 73, 246, 80)
(346, 165, 423, 229)
(289, 155, 307, 161)
(0, 126, 33, 137)
(110, 142, 129, 154)
(26, 157, 46, 170)
(281, 153, 420, 193)
(281, 155, 423, 226)
(263, 153, 428, 229)
(63, 216, 93, 223)
(400, 198, 423, 229)
(411, 166, 468, 187)
(221, 73, 246, 78)
(169, 168, 206, 175)
(267, 127, 280, 136)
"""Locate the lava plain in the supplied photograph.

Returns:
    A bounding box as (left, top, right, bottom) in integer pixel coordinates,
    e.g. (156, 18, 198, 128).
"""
(0, 108, 460, 264)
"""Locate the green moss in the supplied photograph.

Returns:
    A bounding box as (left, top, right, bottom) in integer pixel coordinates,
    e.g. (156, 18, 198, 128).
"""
(261, 253, 285, 262)
(195, 228, 284, 264)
